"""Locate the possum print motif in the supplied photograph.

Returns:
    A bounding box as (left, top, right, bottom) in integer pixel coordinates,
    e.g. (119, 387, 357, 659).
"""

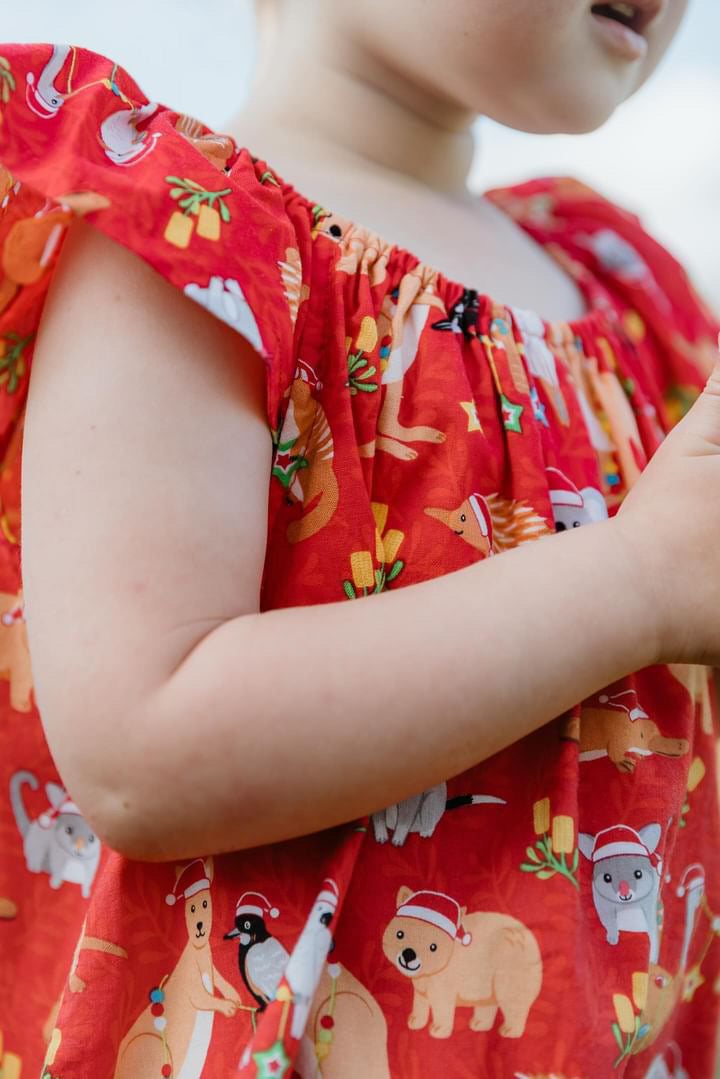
(9, 771, 100, 898)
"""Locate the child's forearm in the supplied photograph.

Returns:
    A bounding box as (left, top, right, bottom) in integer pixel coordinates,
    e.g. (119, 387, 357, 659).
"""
(93, 517, 656, 860)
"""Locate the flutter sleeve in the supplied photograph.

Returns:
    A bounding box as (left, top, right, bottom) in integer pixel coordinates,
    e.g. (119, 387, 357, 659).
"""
(0, 42, 299, 451)
(486, 174, 720, 423)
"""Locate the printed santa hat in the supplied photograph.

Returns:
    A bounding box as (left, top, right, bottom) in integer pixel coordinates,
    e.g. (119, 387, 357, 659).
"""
(294, 357, 323, 391)
(316, 877, 339, 909)
(25, 79, 64, 119)
(166, 859, 211, 906)
(38, 796, 81, 829)
(546, 466, 584, 508)
(1, 604, 24, 626)
(468, 493, 493, 542)
(396, 889, 472, 946)
(597, 688, 649, 722)
(676, 863, 705, 899)
(235, 891, 280, 920)
(589, 825, 661, 868)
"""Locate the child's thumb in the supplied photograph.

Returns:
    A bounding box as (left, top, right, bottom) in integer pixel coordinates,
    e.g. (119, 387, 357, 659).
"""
(684, 334, 720, 440)
(704, 339, 720, 396)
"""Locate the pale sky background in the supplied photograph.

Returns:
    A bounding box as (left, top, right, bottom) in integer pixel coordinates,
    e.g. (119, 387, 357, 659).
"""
(3, 1, 719, 308)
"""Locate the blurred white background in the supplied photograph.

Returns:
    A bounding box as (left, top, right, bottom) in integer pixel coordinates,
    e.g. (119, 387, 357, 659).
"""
(3, 0, 719, 308)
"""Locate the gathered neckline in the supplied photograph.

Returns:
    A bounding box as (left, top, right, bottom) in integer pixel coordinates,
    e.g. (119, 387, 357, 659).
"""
(237, 147, 610, 339)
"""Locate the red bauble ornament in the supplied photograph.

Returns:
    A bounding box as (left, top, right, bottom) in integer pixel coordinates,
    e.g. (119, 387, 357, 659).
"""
(151, 1002, 164, 1017)
(319, 1014, 335, 1029)
(161, 1065, 172, 1078)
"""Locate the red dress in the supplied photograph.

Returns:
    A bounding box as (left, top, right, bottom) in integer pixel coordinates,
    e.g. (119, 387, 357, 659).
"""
(1, 43, 719, 1079)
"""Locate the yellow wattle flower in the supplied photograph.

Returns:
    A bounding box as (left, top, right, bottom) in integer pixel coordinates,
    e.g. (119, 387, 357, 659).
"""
(612, 993, 636, 1035)
(382, 529, 404, 564)
(533, 798, 550, 836)
(355, 315, 378, 354)
(632, 971, 648, 1011)
(374, 527, 385, 563)
(3, 1054, 22, 1079)
(622, 309, 646, 343)
(551, 815, 574, 855)
(687, 756, 706, 793)
(371, 502, 389, 535)
(350, 550, 375, 590)
(196, 203, 221, 241)
(164, 210, 194, 249)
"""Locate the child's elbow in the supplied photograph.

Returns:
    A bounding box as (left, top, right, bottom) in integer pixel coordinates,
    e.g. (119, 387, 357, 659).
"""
(63, 746, 197, 864)
(82, 786, 194, 864)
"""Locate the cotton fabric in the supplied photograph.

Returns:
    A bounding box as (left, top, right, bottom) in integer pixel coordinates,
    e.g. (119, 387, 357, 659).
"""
(0, 43, 720, 1079)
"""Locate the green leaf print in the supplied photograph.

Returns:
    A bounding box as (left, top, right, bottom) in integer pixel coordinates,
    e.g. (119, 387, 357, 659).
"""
(611, 1022, 624, 1052)
(346, 349, 379, 396)
(164, 176, 232, 223)
(519, 823, 579, 890)
(0, 56, 16, 107)
(0, 331, 33, 395)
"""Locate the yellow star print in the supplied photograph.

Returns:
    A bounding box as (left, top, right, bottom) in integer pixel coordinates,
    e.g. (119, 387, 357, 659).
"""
(460, 400, 483, 433)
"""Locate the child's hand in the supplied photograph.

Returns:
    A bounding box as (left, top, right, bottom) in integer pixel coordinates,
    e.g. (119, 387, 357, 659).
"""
(614, 336, 720, 667)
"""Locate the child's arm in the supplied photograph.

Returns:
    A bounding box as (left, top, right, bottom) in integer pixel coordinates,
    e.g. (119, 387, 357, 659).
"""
(18, 220, 683, 861)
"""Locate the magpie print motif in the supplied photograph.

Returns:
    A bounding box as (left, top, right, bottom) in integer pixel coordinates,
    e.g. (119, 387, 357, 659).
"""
(431, 288, 481, 340)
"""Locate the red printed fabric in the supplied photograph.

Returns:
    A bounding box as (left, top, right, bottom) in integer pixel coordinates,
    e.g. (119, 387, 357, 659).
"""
(0, 43, 719, 1079)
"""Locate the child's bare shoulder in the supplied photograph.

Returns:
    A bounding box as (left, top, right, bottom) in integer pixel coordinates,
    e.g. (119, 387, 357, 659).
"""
(22, 217, 273, 772)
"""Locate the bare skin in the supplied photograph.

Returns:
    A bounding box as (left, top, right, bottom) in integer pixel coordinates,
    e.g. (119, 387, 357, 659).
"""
(224, 0, 689, 320)
(21, 0, 718, 861)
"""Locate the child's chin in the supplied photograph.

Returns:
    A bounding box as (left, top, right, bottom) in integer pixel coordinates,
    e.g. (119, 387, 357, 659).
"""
(493, 83, 628, 137)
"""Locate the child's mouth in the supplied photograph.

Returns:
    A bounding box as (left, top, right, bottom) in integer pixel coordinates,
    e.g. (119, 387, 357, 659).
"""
(591, 3, 641, 33)
(589, 2, 656, 60)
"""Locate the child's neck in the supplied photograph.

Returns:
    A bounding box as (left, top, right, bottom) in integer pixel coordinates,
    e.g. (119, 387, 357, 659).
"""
(225, 32, 477, 201)
(225, 28, 590, 323)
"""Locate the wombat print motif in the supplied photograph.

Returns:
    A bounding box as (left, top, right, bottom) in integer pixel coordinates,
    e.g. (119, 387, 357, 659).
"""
(1, 43, 720, 1079)
(382, 886, 542, 1039)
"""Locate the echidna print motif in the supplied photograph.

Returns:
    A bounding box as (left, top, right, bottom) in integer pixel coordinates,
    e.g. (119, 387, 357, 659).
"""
(0, 42, 719, 1079)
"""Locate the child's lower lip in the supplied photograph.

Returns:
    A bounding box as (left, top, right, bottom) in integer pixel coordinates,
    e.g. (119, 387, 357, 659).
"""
(590, 12, 649, 60)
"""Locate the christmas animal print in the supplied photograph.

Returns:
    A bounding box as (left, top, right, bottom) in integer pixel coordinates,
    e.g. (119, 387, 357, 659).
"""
(382, 886, 542, 1039)
(578, 823, 662, 961)
(9, 770, 100, 897)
